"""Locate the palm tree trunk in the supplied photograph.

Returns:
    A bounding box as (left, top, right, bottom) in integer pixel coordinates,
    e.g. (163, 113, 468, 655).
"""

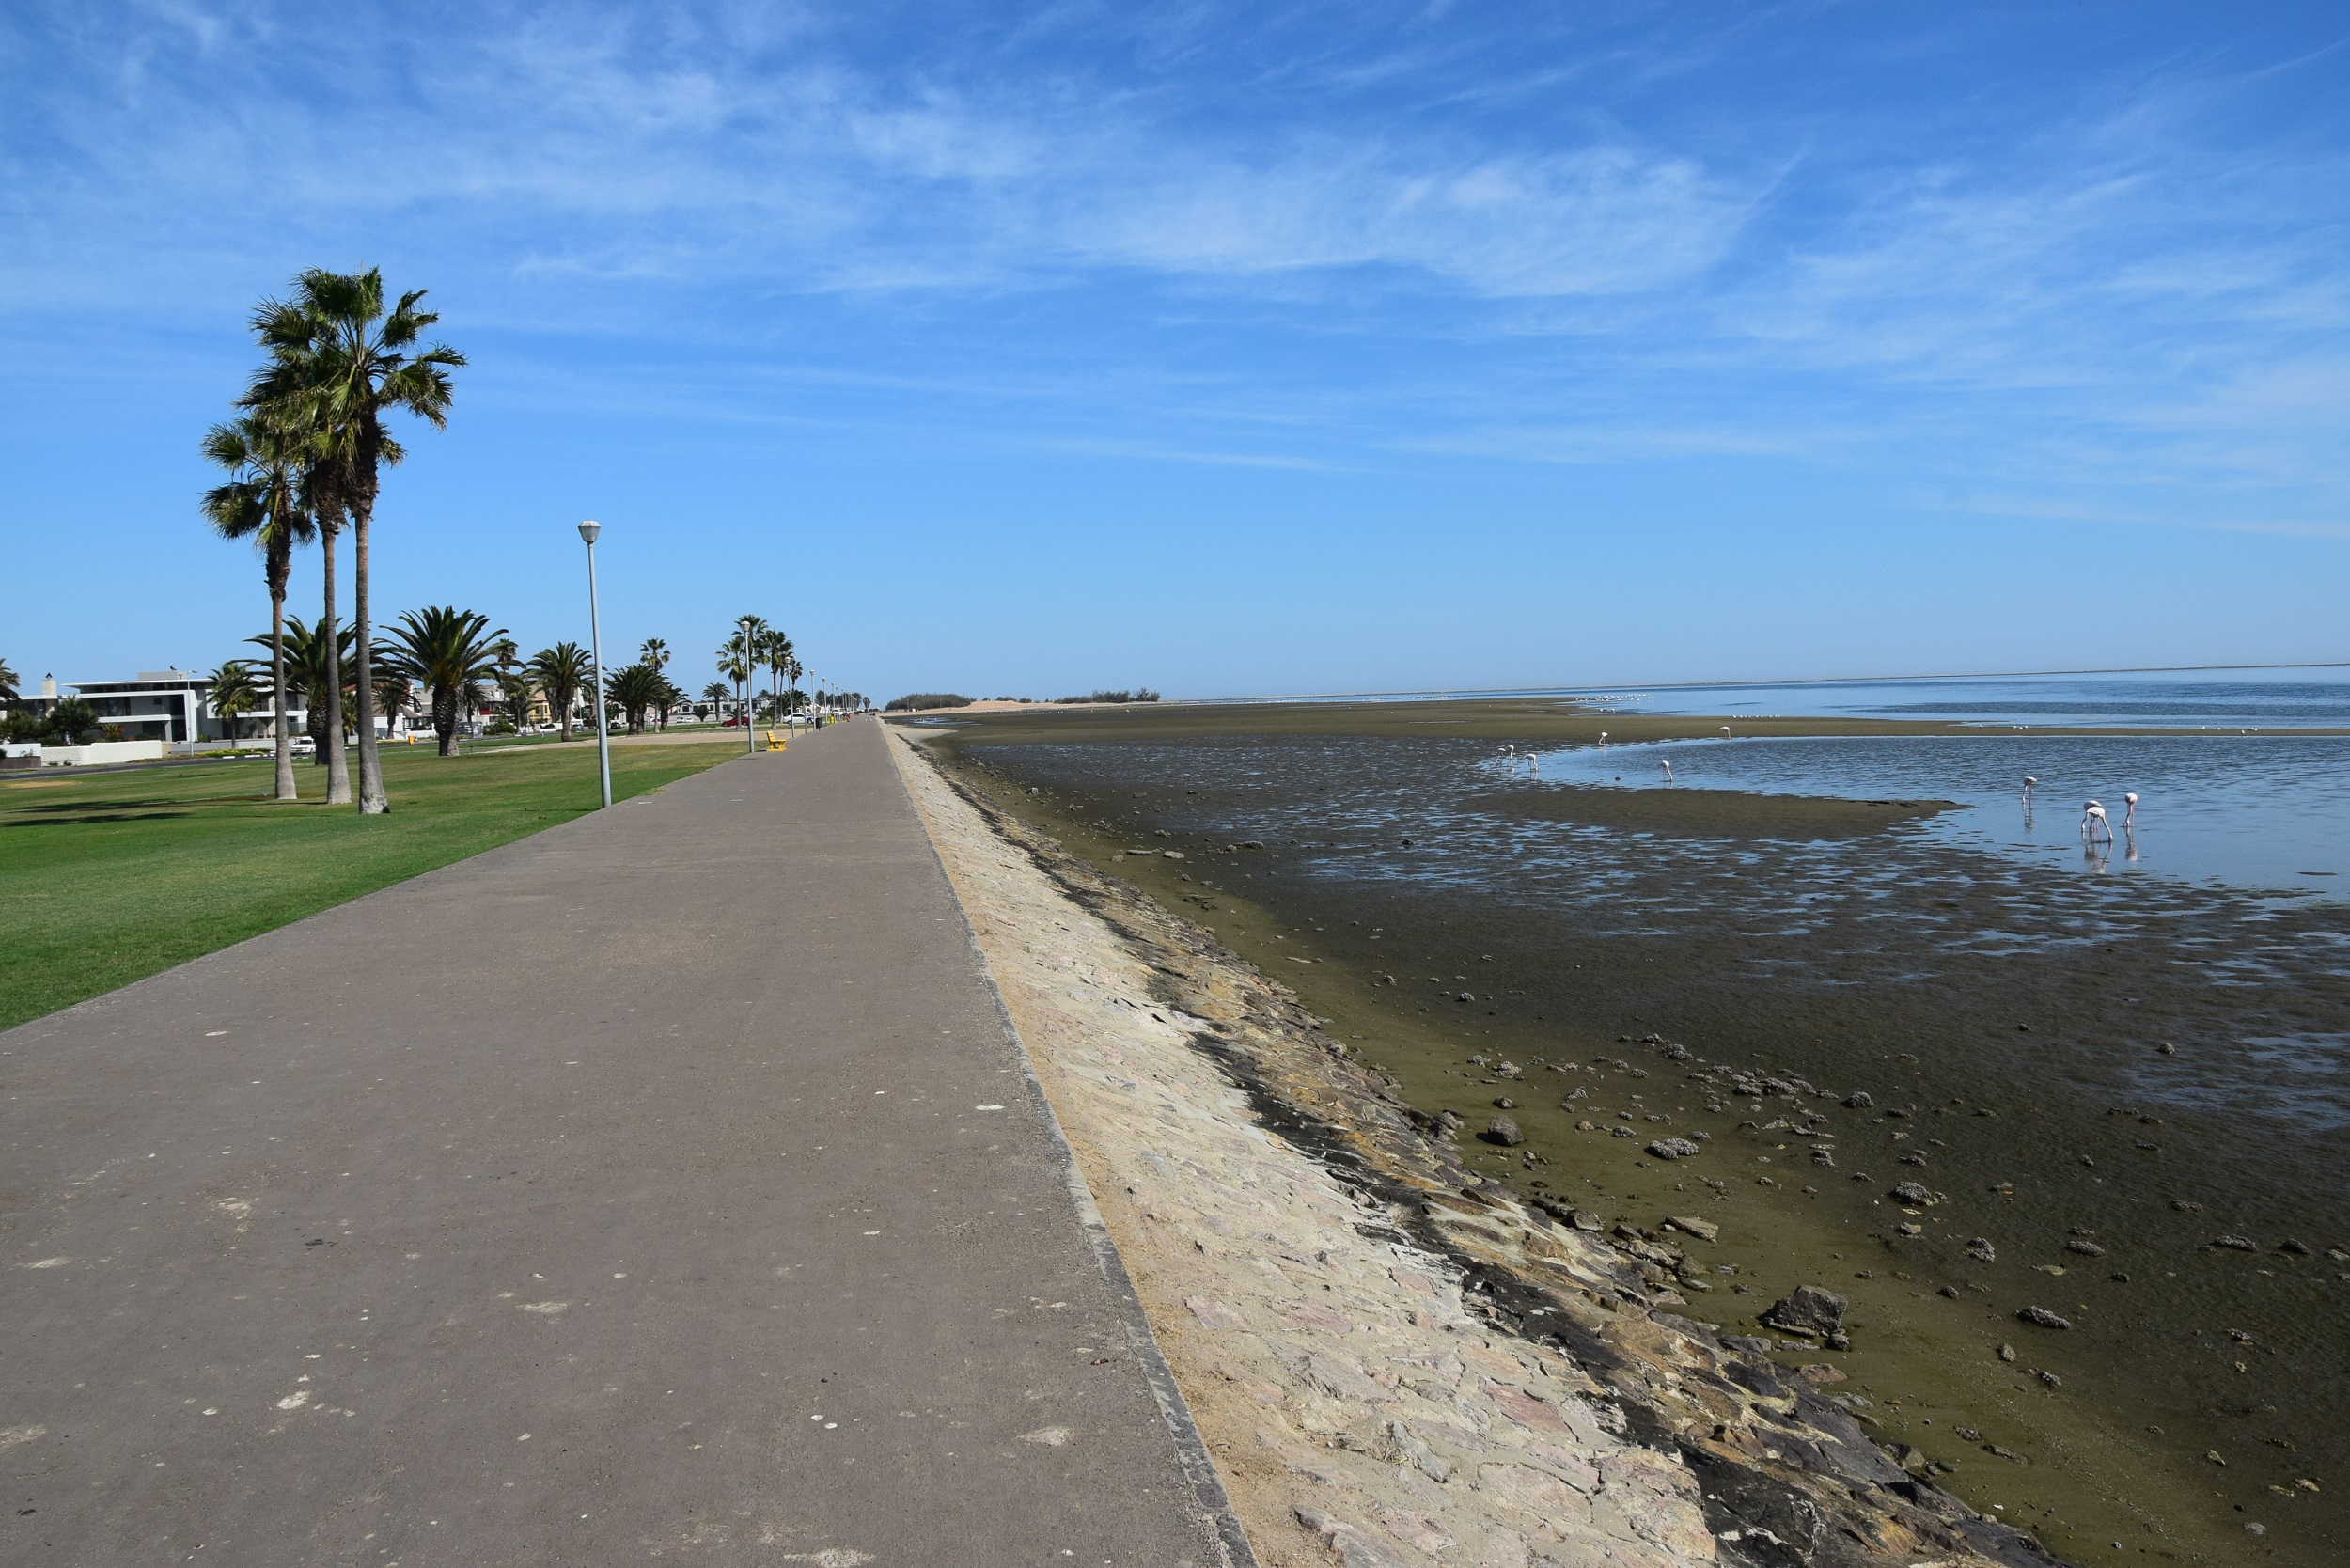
(352, 496, 386, 814)
(269, 578, 296, 802)
(435, 686, 458, 757)
(321, 523, 352, 804)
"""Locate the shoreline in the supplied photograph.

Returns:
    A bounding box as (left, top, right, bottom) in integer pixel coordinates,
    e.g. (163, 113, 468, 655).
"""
(908, 698, 2350, 1565)
(889, 725, 2057, 1568)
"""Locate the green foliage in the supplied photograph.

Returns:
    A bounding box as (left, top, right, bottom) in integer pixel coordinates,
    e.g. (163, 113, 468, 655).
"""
(1057, 689, 1161, 704)
(383, 605, 508, 756)
(885, 693, 974, 712)
(208, 661, 262, 739)
(604, 662, 667, 734)
(44, 697, 103, 745)
(0, 741, 740, 1031)
(528, 642, 592, 739)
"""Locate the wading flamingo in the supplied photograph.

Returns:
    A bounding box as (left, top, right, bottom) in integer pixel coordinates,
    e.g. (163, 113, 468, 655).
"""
(2081, 799, 2113, 844)
(1661, 759, 1675, 784)
(2023, 775, 2037, 802)
(1721, 726, 1731, 739)
(2123, 792, 2138, 829)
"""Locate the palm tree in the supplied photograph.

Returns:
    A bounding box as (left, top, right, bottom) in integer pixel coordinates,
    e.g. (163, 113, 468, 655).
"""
(250, 616, 354, 762)
(529, 643, 592, 740)
(698, 681, 728, 722)
(374, 664, 414, 740)
(244, 268, 464, 815)
(0, 658, 18, 709)
(383, 606, 508, 757)
(202, 414, 319, 801)
(605, 662, 666, 735)
(758, 629, 793, 726)
(715, 623, 759, 725)
(640, 637, 669, 672)
(782, 649, 805, 726)
(207, 661, 262, 742)
(495, 665, 540, 735)
(46, 697, 102, 745)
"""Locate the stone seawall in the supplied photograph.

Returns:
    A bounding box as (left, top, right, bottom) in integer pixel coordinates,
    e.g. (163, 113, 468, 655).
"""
(889, 728, 2060, 1568)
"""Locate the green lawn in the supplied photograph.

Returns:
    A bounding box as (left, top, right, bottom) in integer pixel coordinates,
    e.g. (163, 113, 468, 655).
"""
(0, 740, 742, 1031)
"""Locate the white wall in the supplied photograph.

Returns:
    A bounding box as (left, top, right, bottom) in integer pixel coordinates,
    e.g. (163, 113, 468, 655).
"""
(40, 740, 169, 766)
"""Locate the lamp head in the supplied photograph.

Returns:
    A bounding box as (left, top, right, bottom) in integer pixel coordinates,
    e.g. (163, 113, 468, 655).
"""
(577, 519, 602, 544)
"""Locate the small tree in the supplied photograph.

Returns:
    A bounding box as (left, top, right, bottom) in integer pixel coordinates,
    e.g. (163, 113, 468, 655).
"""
(528, 642, 591, 741)
(46, 697, 103, 745)
(383, 606, 509, 756)
(208, 661, 262, 741)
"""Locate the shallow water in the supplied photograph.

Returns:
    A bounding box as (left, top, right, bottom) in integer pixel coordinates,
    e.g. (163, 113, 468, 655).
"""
(1255, 666, 2350, 731)
(1528, 732, 2350, 895)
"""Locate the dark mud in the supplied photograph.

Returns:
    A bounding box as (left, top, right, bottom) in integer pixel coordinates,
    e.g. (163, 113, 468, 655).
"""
(1474, 786, 1957, 839)
(926, 703, 2350, 1568)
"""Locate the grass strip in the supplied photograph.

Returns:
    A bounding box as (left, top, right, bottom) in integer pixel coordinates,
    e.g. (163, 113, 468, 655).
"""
(0, 741, 740, 1031)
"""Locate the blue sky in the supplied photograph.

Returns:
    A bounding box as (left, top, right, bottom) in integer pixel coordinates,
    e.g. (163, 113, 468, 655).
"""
(3, 1, 2345, 701)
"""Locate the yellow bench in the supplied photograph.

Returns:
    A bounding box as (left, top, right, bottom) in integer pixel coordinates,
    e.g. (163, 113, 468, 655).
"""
(763, 731, 788, 752)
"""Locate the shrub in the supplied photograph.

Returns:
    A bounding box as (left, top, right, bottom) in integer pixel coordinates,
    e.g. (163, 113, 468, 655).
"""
(885, 693, 974, 712)
(45, 698, 103, 745)
(1055, 688, 1160, 705)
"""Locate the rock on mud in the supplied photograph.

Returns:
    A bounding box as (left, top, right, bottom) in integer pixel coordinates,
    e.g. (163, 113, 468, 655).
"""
(1890, 1181, 1935, 1206)
(2017, 1306, 2073, 1330)
(1482, 1116, 1525, 1147)
(1760, 1284, 1848, 1339)
(1647, 1137, 1702, 1160)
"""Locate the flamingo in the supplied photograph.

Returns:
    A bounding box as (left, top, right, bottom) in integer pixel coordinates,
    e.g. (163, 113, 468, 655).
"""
(1721, 726, 1731, 739)
(2123, 792, 2138, 829)
(2081, 799, 2112, 844)
(2023, 775, 2037, 802)
(1598, 731, 1608, 747)
(1660, 759, 1674, 784)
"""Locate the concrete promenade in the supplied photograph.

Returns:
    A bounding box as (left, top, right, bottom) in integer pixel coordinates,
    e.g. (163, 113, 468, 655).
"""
(0, 721, 1234, 1566)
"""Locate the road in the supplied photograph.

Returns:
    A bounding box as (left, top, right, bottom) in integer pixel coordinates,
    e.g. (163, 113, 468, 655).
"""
(0, 719, 1242, 1566)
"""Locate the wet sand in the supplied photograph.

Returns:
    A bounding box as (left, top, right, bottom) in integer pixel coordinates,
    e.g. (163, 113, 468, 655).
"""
(913, 699, 2350, 1567)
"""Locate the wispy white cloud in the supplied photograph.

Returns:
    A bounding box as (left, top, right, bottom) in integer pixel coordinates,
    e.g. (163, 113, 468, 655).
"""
(0, 0, 2343, 538)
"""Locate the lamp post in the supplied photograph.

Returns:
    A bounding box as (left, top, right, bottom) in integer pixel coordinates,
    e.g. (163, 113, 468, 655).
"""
(579, 520, 613, 809)
(737, 617, 756, 754)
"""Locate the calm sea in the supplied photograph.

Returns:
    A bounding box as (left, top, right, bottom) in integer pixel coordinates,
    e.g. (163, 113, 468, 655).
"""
(1517, 668, 2350, 898)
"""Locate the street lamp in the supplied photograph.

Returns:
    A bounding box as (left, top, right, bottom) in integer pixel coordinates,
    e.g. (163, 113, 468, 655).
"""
(738, 616, 756, 755)
(579, 520, 613, 809)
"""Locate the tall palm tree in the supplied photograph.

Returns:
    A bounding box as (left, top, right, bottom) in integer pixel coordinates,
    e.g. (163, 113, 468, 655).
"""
(697, 681, 728, 722)
(245, 268, 464, 815)
(202, 414, 318, 801)
(207, 661, 262, 742)
(782, 650, 805, 726)
(639, 637, 669, 672)
(715, 624, 759, 724)
(383, 606, 508, 757)
(759, 629, 793, 726)
(0, 658, 18, 709)
(528, 643, 591, 740)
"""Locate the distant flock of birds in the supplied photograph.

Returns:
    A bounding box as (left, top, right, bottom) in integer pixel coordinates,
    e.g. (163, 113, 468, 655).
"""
(1496, 732, 2145, 848)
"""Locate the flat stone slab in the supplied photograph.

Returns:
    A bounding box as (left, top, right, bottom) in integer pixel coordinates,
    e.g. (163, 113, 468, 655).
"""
(0, 722, 1227, 1566)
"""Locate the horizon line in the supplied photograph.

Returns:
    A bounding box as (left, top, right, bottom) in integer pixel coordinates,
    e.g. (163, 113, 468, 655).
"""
(1178, 659, 2350, 706)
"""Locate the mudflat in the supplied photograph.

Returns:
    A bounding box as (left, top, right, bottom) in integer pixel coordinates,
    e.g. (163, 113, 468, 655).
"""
(928, 698, 2350, 1568)
(0, 720, 1230, 1567)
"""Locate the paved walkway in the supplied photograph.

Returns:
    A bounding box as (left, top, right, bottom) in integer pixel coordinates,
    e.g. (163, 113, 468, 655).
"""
(0, 721, 1236, 1566)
